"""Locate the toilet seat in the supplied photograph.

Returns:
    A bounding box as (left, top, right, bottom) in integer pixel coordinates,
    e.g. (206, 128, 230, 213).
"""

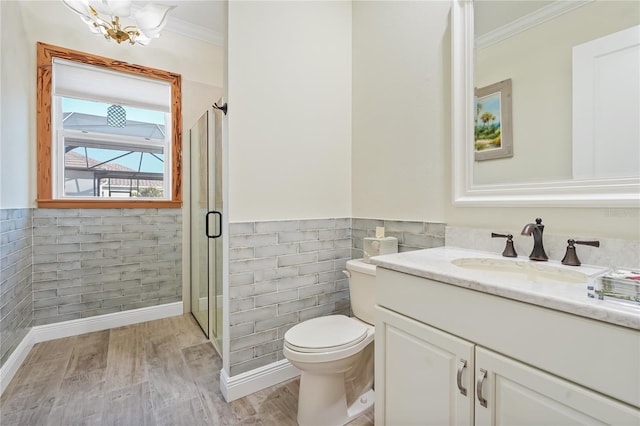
(284, 315, 368, 353)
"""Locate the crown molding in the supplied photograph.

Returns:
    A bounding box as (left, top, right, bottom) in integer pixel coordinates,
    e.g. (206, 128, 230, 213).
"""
(476, 0, 592, 50)
(165, 15, 225, 46)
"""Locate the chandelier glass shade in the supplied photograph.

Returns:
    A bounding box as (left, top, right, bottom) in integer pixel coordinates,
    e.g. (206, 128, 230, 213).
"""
(62, 0, 175, 45)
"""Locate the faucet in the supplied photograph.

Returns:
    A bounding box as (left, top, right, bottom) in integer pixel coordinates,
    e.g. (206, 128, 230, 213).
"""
(521, 218, 548, 261)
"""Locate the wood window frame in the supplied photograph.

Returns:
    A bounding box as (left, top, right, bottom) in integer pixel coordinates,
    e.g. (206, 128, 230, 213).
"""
(36, 42, 182, 208)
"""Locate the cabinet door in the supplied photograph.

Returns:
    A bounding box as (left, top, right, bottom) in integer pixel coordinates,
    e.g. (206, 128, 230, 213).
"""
(475, 347, 640, 425)
(376, 307, 475, 426)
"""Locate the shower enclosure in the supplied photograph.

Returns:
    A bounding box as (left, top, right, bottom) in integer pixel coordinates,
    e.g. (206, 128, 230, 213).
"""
(190, 106, 223, 353)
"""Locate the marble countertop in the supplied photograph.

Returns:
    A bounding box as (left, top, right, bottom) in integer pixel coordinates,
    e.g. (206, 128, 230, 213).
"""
(371, 246, 640, 330)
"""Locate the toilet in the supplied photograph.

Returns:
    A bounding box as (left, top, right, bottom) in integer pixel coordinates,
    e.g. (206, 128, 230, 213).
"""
(283, 259, 376, 426)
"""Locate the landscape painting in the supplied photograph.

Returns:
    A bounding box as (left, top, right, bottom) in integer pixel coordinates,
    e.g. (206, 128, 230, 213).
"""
(474, 79, 513, 161)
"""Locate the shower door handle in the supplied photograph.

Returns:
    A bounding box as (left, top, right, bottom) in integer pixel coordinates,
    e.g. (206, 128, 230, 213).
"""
(205, 211, 222, 239)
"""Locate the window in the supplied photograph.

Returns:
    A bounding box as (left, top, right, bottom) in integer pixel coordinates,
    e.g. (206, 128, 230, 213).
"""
(61, 98, 167, 199)
(37, 42, 182, 208)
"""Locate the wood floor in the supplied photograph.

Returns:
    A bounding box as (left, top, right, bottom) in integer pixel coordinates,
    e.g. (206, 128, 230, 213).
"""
(0, 314, 374, 425)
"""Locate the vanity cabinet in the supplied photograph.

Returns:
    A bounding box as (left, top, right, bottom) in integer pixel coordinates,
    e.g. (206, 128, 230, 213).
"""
(474, 347, 638, 425)
(375, 267, 640, 425)
(377, 307, 474, 425)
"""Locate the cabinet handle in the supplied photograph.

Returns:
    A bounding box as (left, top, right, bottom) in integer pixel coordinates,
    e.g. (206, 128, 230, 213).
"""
(476, 368, 488, 407)
(456, 359, 467, 396)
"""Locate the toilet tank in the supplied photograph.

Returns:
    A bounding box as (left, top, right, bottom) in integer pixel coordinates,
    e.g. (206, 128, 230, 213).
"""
(345, 259, 377, 325)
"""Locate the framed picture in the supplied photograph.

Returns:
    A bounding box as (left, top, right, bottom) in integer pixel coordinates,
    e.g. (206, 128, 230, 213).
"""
(474, 78, 513, 161)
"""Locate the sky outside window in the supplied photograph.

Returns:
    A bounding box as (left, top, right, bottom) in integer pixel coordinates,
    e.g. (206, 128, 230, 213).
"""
(61, 97, 166, 173)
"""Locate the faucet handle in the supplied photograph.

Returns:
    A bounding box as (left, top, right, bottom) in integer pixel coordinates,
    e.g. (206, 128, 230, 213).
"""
(561, 239, 600, 266)
(575, 239, 600, 248)
(491, 232, 518, 258)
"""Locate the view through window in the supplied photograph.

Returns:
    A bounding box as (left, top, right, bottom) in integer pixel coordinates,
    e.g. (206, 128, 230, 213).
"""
(60, 97, 169, 199)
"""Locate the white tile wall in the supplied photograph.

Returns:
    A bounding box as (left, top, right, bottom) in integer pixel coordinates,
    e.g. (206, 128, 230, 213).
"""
(0, 209, 33, 368)
(31, 208, 182, 326)
(228, 218, 351, 376)
(351, 217, 445, 258)
(228, 217, 447, 376)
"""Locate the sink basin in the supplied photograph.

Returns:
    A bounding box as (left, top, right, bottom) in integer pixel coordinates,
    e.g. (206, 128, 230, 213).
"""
(451, 258, 588, 284)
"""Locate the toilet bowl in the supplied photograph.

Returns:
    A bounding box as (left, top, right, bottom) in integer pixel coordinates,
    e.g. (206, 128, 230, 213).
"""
(283, 259, 376, 426)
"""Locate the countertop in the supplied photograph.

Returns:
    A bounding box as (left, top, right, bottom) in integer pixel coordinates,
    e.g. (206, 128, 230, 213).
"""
(371, 246, 640, 330)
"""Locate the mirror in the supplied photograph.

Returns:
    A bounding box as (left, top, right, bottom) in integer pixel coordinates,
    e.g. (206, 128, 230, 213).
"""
(451, 0, 640, 206)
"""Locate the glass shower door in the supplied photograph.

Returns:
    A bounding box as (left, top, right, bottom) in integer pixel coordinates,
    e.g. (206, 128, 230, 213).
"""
(211, 108, 223, 352)
(190, 108, 223, 353)
(190, 111, 210, 336)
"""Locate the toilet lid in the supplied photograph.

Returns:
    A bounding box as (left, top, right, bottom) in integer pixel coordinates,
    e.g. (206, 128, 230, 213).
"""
(284, 315, 368, 353)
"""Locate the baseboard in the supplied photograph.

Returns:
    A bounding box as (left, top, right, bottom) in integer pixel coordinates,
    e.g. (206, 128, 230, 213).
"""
(0, 302, 182, 396)
(30, 301, 183, 343)
(220, 359, 300, 402)
(0, 330, 35, 395)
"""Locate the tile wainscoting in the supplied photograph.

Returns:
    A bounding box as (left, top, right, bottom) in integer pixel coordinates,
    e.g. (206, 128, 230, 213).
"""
(228, 217, 447, 377)
(351, 218, 446, 258)
(31, 208, 182, 326)
(228, 218, 352, 376)
(2, 209, 448, 377)
(0, 209, 33, 368)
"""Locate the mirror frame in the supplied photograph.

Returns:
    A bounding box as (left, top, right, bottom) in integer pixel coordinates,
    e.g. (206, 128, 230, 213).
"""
(451, 0, 640, 207)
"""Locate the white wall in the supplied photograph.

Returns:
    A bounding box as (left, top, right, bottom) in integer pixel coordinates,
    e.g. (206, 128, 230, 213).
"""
(0, 2, 31, 209)
(351, 1, 639, 241)
(5, 0, 637, 241)
(352, 1, 450, 222)
(0, 0, 223, 208)
(227, 1, 352, 222)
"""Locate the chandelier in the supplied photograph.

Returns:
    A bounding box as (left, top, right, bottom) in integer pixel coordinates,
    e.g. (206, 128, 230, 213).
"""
(62, 0, 175, 45)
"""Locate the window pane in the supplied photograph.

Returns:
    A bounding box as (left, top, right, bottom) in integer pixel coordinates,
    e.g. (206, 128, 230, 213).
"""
(64, 145, 165, 198)
(62, 97, 166, 140)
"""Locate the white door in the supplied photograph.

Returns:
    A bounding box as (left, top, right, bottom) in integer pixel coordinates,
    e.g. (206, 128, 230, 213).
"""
(376, 307, 475, 426)
(572, 25, 640, 179)
(475, 346, 640, 425)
